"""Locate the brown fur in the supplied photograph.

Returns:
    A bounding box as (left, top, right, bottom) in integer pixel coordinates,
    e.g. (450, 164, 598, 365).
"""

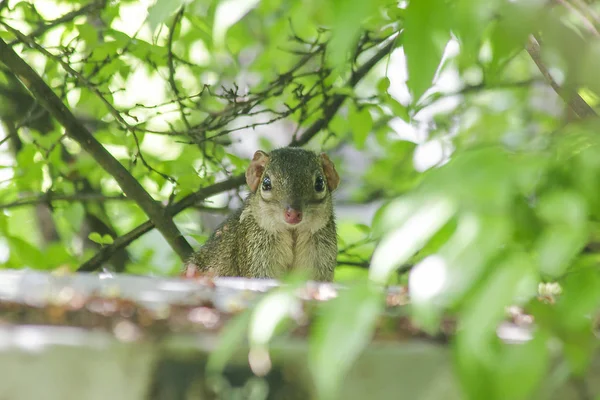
(185, 147, 339, 281)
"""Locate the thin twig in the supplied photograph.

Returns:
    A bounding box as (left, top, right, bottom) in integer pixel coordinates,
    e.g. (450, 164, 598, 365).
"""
(526, 35, 597, 119)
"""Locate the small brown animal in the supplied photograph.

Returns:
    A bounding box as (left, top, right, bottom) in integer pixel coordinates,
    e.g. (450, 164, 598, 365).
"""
(185, 147, 340, 281)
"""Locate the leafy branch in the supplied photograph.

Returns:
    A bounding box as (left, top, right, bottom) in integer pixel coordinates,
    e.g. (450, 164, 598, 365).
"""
(0, 37, 194, 261)
(2, 21, 177, 183)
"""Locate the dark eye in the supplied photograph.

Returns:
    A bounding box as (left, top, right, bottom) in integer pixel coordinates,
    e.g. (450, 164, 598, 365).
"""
(262, 176, 272, 191)
(315, 175, 325, 192)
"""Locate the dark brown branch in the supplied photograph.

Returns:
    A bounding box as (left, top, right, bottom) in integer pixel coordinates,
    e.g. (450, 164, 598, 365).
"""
(526, 35, 597, 119)
(0, 37, 193, 261)
(291, 36, 397, 147)
(7, 0, 107, 47)
(78, 175, 246, 272)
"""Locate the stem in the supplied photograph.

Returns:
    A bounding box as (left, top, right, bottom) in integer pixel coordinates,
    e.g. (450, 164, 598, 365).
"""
(526, 35, 597, 119)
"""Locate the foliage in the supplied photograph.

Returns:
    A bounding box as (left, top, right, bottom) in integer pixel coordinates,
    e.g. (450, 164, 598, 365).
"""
(1, 0, 600, 398)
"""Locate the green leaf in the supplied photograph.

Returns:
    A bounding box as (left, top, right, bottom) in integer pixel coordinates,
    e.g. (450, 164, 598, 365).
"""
(226, 152, 248, 172)
(45, 243, 78, 270)
(333, 266, 370, 282)
(76, 23, 99, 49)
(452, 0, 500, 64)
(403, 0, 450, 102)
(385, 95, 410, 121)
(349, 106, 373, 149)
(556, 267, 600, 334)
(454, 252, 537, 399)
(248, 289, 298, 348)
(493, 333, 549, 400)
(146, 0, 187, 33)
(355, 223, 371, 234)
(6, 236, 47, 269)
(488, 0, 546, 77)
(206, 309, 252, 374)
(537, 191, 588, 226)
(327, 0, 379, 69)
(62, 203, 85, 232)
(88, 232, 114, 245)
(309, 283, 383, 400)
(213, 0, 261, 46)
(14, 146, 43, 192)
(370, 195, 456, 283)
(377, 77, 390, 94)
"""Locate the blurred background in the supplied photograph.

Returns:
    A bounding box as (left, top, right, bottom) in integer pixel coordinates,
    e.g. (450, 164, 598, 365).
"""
(1, 0, 600, 398)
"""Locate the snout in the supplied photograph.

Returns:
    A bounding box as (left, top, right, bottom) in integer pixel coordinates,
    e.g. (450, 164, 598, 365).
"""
(284, 206, 303, 225)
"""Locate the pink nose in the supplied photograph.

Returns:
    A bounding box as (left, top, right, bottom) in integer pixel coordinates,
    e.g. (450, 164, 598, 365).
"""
(284, 207, 302, 224)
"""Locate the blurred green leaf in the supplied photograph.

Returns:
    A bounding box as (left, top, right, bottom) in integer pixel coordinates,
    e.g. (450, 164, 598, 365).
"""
(76, 23, 99, 49)
(455, 252, 537, 399)
(493, 333, 549, 400)
(206, 309, 252, 374)
(146, 0, 187, 33)
(385, 95, 410, 121)
(452, 0, 500, 65)
(370, 195, 456, 284)
(213, 0, 261, 46)
(248, 289, 299, 349)
(488, 0, 545, 76)
(404, 0, 450, 102)
(349, 106, 373, 149)
(327, 0, 379, 68)
(309, 283, 383, 400)
(6, 236, 47, 269)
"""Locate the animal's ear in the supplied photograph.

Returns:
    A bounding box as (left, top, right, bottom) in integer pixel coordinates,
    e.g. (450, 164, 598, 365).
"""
(320, 153, 339, 191)
(246, 150, 270, 192)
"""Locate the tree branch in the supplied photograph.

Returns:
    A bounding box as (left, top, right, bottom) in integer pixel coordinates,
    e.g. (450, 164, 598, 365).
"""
(291, 36, 397, 146)
(0, 37, 193, 261)
(526, 35, 597, 119)
(78, 175, 246, 272)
